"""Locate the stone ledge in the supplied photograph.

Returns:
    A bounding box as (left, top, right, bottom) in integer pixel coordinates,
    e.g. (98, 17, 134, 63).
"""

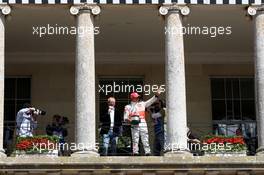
(0, 156, 264, 171)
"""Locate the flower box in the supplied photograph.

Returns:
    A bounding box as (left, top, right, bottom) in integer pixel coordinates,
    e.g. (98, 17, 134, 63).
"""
(14, 149, 59, 157)
(203, 149, 247, 156)
(14, 135, 59, 157)
(201, 135, 247, 156)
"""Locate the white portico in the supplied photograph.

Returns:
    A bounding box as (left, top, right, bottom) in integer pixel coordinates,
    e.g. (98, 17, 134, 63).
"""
(0, 2, 263, 173)
(0, 0, 262, 162)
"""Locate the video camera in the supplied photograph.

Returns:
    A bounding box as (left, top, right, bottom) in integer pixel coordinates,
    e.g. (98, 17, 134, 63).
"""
(33, 108, 46, 116)
(23, 103, 46, 116)
(25, 108, 46, 116)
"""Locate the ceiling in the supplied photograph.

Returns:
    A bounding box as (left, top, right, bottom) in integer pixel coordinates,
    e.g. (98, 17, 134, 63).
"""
(5, 4, 254, 63)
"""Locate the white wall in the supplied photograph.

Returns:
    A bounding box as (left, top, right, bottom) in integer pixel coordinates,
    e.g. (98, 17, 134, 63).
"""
(5, 62, 254, 144)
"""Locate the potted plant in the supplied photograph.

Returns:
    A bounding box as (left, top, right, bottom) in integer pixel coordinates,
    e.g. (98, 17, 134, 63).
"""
(13, 135, 59, 157)
(201, 135, 247, 156)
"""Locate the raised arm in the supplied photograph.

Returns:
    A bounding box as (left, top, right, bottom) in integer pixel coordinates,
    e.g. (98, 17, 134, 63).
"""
(144, 96, 158, 108)
(144, 88, 162, 108)
(20, 108, 33, 119)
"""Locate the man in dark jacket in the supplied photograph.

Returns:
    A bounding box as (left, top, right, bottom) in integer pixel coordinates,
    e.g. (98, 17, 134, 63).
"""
(100, 97, 122, 156)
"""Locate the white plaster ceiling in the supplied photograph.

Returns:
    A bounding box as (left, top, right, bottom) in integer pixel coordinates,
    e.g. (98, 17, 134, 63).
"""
(5, 5, 254, 64)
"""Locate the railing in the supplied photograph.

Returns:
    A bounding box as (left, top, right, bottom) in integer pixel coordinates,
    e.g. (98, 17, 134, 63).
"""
(4, 121, 258, 156)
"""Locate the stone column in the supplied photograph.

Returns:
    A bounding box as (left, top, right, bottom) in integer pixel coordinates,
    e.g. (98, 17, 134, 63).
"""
(0, 5, 11, 158)
(248, 6, 264, 155)
(70, 4, 100, 157)
(159, 5, 191, 156)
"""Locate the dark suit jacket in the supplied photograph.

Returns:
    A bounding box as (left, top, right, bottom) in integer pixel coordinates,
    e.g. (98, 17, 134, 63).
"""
(100, 108, 122, 135)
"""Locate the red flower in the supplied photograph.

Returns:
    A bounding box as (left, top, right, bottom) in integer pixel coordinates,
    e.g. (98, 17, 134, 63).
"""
(203, 136, 245, 145)
(16, 140, 33, 150)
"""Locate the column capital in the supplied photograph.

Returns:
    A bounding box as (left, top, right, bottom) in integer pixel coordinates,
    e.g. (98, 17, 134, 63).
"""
(247, 5, 264, 16)
(70, 4, 101, 16)
(159, 4, 190, 16)
(0, 4, 11, 15)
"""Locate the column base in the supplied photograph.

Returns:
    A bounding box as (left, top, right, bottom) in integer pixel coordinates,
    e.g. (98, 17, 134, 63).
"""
(164, 149, 192, 157)
(0, 149, 6, 158)
(256, 146, 264, 156)
(71, 150, 99, 157)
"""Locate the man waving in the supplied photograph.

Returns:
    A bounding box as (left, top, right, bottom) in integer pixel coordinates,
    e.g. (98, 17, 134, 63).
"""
(124, 89, 162, 156)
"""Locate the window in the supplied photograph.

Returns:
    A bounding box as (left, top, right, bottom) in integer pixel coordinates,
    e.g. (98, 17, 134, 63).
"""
(4, 77, 31, 154)
(4, 77, 31, 122)
(211, 77, 255, 121)
(98, 77, 144, 155)
(211, 77, 257, 154)
(99, 77, 144, 115)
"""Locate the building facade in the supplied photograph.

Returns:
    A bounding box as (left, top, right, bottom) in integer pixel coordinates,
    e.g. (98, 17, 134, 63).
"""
(0, 1, 264, 174)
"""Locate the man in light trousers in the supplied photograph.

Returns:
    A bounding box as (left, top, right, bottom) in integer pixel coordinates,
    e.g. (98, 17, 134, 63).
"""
(124, 89, 162, 156)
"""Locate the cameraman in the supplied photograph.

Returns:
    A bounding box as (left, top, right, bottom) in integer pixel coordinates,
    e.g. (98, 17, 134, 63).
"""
(46, 115, 69, 155)
(46, 115, 68, 141)
(16, 103, 40, 137)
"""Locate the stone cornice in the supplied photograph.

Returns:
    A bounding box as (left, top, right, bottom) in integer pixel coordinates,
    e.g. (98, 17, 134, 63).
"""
(5, 52, 254, 64)
(159, 4, 190, 16)
(70, 4, 101, 15)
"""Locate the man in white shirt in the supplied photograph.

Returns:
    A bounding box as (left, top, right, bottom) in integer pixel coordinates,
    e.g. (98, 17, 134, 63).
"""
(16, 103, 37, 137)
(100, 97, 122, 156)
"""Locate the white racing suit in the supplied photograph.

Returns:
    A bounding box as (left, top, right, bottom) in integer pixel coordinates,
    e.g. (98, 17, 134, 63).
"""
(124, 96, 157, 154)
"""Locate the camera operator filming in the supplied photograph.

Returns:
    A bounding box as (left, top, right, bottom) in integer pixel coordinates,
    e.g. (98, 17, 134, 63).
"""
(16, 103, 46, 137)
